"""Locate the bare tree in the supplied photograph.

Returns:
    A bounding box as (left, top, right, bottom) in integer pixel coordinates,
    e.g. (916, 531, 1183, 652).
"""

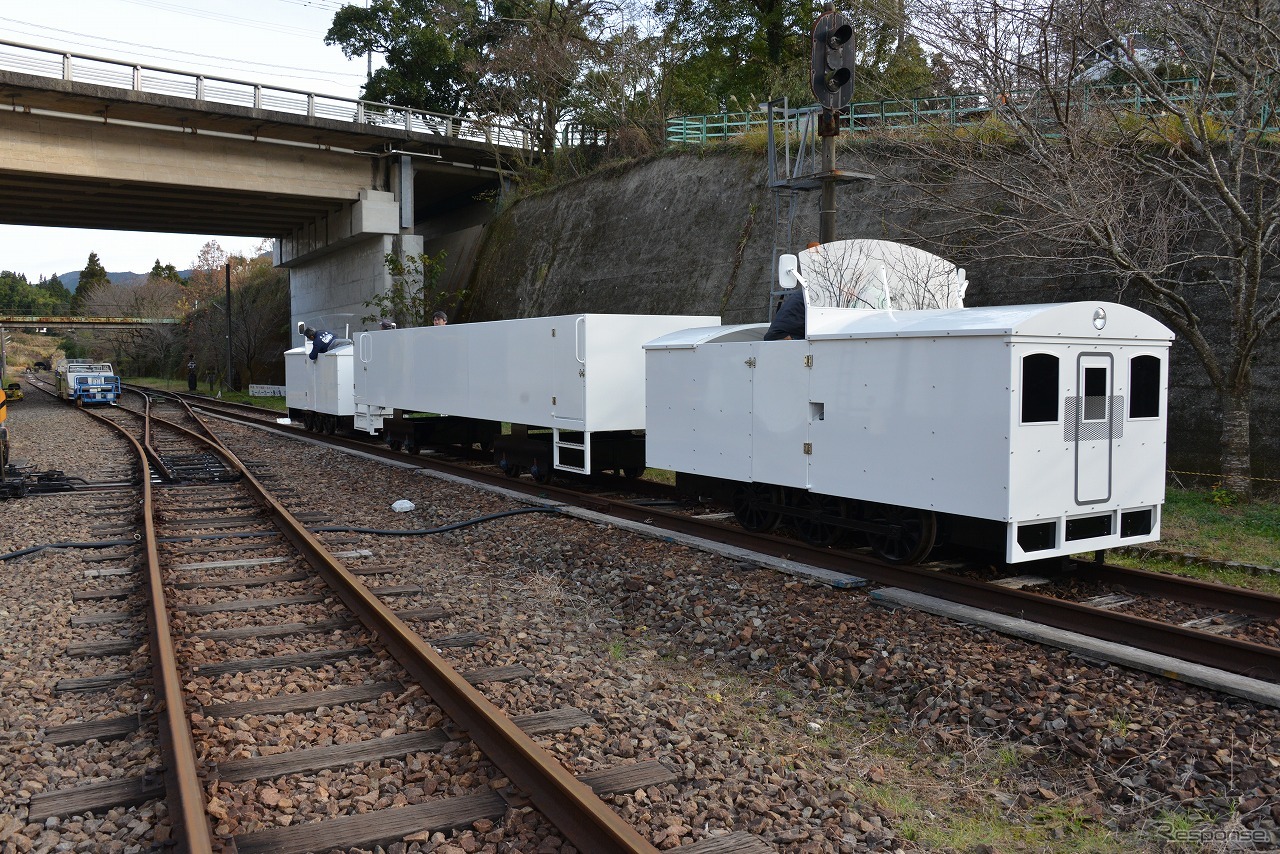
(82, 276, 185, 377)
(900, 0, 1280, 498)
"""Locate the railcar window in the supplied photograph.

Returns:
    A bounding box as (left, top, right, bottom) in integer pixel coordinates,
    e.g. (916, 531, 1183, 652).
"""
(1083, 366, 1108, 420)
(1129, 355, 1161, 418)
(1021, 353, 1059, 423)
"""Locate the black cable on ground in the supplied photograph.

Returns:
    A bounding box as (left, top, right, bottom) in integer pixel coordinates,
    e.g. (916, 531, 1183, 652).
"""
(1, 538, 139, 561)
(310, 506, 563, 536)
(2, 507, 561, 560)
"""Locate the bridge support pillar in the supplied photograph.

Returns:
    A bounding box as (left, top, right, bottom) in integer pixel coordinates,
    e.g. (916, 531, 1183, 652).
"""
(286, 231, 422, 340)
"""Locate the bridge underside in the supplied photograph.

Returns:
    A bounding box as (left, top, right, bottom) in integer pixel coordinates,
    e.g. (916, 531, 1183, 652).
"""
(0, 69, 509, 238)
(0, 67, 513, 334)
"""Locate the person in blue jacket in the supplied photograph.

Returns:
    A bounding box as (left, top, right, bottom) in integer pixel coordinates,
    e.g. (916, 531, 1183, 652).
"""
(301, 326, 337, 361)
(764, 290, 806, 340)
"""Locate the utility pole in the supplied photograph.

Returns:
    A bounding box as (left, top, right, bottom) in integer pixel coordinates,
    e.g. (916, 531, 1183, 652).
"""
(811, 4, 856, 243)
(224, 263, 233, 392)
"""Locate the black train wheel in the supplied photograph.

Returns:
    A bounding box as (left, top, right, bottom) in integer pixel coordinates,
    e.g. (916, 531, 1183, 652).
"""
(791, 491, 847, 547)
(731, 482, 782, 533)
(863, 503, 937, 565)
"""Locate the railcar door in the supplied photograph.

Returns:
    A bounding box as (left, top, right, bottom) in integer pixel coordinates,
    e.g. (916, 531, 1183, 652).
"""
(550, 316, 586, 425)
(1073, 353, 1115, 504)
(750, 340, 811, 489)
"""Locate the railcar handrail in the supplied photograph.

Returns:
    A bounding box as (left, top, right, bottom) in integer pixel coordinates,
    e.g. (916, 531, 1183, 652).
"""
(0, 38, 535, 152)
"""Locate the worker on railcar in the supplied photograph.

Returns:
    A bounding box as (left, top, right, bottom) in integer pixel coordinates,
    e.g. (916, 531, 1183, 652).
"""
(300, 326, 338, 361)
(764, 240, 818, 341)
(432, 311, 448, 326)
(763, 290, 806, 340)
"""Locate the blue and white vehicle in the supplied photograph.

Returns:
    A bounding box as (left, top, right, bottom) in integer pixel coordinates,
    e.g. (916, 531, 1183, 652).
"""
(54, 359, 121, 405)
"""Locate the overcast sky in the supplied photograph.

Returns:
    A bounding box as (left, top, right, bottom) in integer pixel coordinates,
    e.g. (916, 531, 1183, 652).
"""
(1, 0, 378, 281)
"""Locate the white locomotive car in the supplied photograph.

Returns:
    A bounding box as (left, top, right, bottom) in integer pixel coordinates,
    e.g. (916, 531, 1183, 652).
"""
(644, 240, 1174, 564)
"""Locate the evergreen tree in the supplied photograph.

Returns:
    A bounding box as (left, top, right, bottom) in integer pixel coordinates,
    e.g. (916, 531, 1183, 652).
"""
(37, 274, 73, 313)
(72, 252, 110, 314)
(149, 259, 186, 284)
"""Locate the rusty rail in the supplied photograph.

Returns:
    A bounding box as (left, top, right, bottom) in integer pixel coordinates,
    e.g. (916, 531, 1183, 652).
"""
(79, 407, 216, 853)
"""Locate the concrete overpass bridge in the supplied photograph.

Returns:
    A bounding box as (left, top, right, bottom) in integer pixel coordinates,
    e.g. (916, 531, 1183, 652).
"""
(0, 39, 534, 335)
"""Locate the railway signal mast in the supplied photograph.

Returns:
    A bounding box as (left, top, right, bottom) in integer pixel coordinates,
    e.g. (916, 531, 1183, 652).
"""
(811, 4, 857, 243)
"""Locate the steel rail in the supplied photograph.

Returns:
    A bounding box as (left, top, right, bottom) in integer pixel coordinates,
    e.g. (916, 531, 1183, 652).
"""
(177, 401, 1280, 683)
(120, 388, 178, 482)
(77, 406, 216, 854)
(1066, 560, 1280, 621)
(169, 398, 663, 853)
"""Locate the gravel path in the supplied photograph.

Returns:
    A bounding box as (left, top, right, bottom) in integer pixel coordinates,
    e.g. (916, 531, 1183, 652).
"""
(2, 388, 1278, 853)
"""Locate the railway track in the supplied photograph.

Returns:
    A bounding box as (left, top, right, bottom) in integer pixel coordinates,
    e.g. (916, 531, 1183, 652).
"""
(160, 388, 1280, 700)
(22, 384, 771, 853)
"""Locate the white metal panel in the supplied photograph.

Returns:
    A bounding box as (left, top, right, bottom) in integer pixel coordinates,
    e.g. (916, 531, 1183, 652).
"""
(284, 347, 310, 410)
(1006, 344, 1073, 522)
(644, 343, 753, 480)
(643, 323, 766, 350)
(312, 344, 353, 416)
(354, 315, 719, 433)
(806, 335, 1012, 518)
(750, 340, 810, 488)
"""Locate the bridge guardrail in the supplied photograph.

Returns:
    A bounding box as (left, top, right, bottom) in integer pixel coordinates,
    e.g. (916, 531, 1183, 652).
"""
(0, 39, 535, 152)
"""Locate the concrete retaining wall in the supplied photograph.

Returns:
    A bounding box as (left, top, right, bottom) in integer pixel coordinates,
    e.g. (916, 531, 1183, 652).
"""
(464, 148, 1278, 482)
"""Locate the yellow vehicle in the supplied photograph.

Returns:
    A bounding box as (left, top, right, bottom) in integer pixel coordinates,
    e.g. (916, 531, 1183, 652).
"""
(4, 381, 22, 401)
(1, 386, 9, 469)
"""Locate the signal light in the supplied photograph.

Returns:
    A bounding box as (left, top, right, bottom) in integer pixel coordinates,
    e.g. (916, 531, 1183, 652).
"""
(811, 10, 856, 109)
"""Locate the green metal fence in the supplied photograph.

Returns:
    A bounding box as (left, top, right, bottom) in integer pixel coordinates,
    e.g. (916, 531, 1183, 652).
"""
(666, 79, 1274, 143)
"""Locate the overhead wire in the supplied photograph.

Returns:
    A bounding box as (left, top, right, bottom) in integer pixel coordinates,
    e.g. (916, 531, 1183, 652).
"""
(112, 0, 325, 39)
(0, 15, 370, 86)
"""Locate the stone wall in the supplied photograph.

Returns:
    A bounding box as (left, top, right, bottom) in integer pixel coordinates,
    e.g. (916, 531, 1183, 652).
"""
(463, 148, 1278, 482)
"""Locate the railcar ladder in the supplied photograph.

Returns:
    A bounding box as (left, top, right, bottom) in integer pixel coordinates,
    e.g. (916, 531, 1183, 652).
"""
(552, 428, 590, 474)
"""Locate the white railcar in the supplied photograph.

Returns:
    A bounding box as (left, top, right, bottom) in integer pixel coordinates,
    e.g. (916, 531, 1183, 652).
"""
(354, 313, 719, 479)
(285, 342, 357, 433)
(644, 240, 1173, 564)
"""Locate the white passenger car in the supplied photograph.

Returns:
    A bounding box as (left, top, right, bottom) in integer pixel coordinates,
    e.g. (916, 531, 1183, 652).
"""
(644, 240, 1173, 564)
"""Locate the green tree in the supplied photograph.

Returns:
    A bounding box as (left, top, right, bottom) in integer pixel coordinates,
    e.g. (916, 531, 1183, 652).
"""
(149, 259, 186, 285)
(37, 275, 73, 312)
(1, 271, 73, 315)
(655, 0, 941, 117)
(362, 250, 459, 328)
(326, 0, 620, 155)
(71, 252, 110, 314)
(326, 0, 480, 114)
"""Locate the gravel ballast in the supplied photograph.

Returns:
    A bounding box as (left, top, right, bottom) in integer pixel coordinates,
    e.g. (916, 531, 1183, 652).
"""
(2, 388, 1278, 853)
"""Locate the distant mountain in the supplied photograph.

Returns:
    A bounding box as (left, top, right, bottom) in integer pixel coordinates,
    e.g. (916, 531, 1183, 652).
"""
(57, 270, 193, 291)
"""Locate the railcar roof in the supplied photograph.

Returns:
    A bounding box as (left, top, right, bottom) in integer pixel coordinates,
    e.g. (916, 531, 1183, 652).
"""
(644, 303, 1173, 349)
(807, 302, 1173, 341)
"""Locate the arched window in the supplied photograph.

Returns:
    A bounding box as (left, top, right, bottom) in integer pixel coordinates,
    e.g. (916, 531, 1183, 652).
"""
(1021, 353, 1059, 423)
(1129, 355, 1161, 418)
